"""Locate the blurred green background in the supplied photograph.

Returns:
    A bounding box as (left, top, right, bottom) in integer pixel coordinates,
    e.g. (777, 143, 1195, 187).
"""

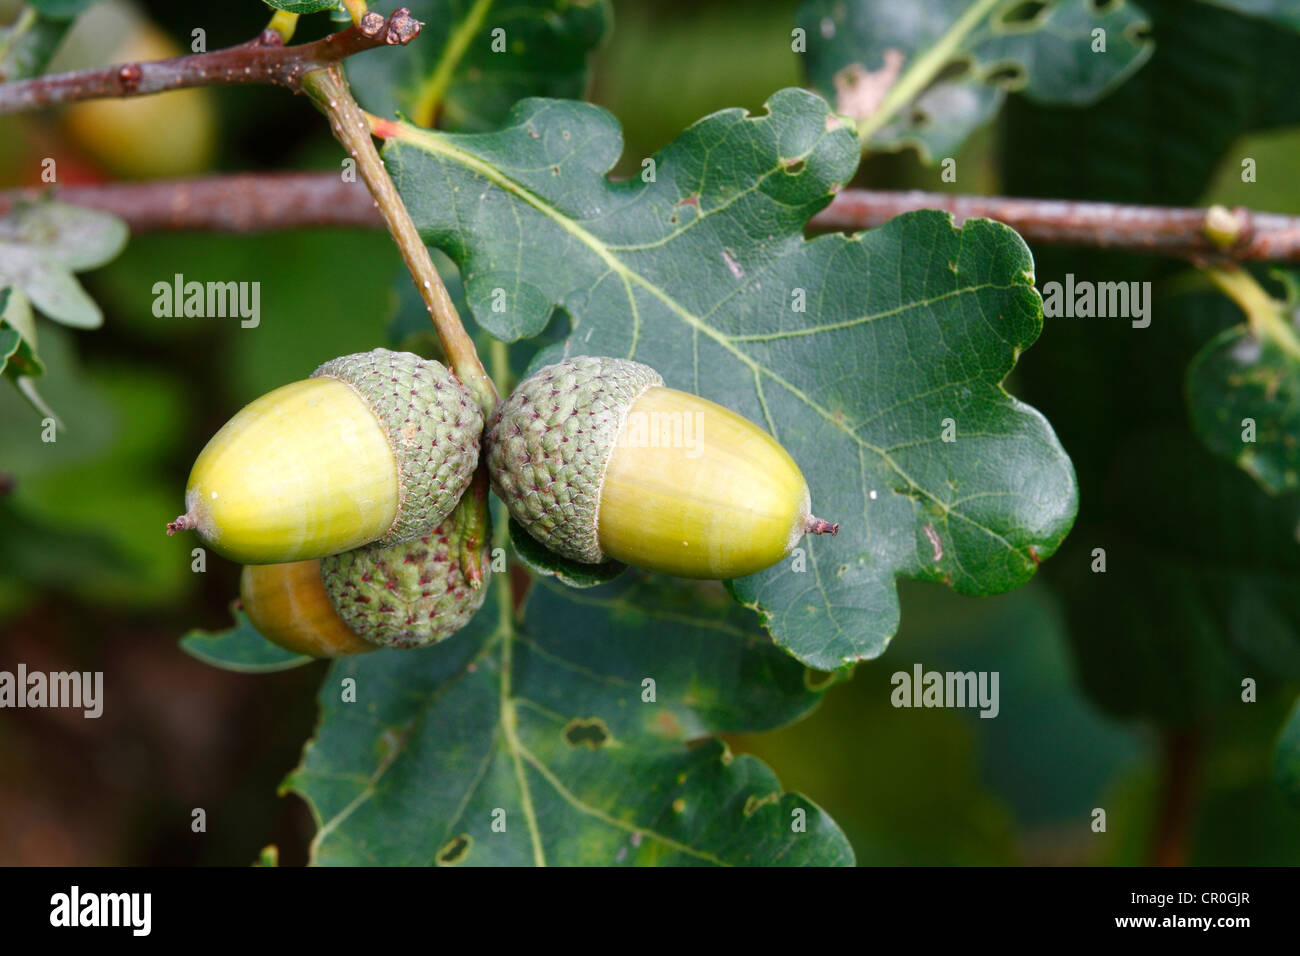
(2, 0, 1298, 865)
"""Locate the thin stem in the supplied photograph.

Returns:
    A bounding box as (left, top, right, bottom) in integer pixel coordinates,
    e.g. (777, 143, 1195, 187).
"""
(410, 0, 492, 127)
(0, 7, 38, 69)
(490, 337, 512, 397)
(15, 175, 1300, 264)
(301, 66, 498, 415)
(1148, 728, 1200, 867)
(343, 0, 371, 26)
(1204, 266, 1300, 361)
(265, 10, 300, 45)
(0, 6, 421, 113)
(855, 0, 1002, 146)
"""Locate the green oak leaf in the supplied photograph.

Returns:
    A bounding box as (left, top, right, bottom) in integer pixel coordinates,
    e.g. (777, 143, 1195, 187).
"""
(1278, 696, 1300, 809)
(380, 89, 1078, 670)
(0, 200, 128, 330)
(797, 0, 1153, 162)
(287, 573, 852, 865)
(346, 0, 610, 131)
(180, 607, 314, 673)
(1188, 324, 1300, 495)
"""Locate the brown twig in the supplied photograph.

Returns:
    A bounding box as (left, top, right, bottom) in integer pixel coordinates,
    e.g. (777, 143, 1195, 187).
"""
(6, 176, 1300, 263)
(0, 7, 421, 113)
(0, 172, 381, 230)
(812, 190, 1300, 263)
(1148, 728, 1201, 867)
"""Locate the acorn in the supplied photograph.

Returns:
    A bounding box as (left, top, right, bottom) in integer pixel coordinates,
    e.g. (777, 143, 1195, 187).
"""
(168, 349, 482, 565)
(239, 494, 492, 655)
(485, 356, 838, 579)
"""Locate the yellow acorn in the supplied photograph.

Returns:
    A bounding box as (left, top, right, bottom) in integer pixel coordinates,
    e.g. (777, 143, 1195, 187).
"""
(240, 498, 491, 656)
(239, 559, 375, 658)
(61, 15, 218, 179)
(485, 356, 837, 579)
(169, 349, 482, 564)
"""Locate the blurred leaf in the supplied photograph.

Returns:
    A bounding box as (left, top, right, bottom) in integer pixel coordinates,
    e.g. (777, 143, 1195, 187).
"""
(381, 90, 1077, 670)
(0, 322, 113, 466)
(0, 200, 128, 329)
(1003, 0, 1300, 206)
(0, 325, 195, 607)
(25, 0, 99, 20)
(0, 287, 42, 379)
(0, 498, 131, 593)
(1278, 696, 1300, 809)
(287, 574, 852, 865)
(1001, 0, 1300, 726)
(0, 288, 53, 420)
(1016, 277, 1300, 722)
(590, 1, 803, 176)
(797, 0, 1153, 162)
(1188, 324, 1300, 495)
(509, 517, 625, 588)
(0, 5, 73, 81)
(1199, 0, 1300, 31)
(181, 607, 314, 673)
(347, 0, 611, 130)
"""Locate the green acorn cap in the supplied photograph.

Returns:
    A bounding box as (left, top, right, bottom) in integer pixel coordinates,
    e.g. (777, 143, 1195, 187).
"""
(319, 504, 491, 649)
(312, 348, 482, 546)
(485, 355, 663, 564)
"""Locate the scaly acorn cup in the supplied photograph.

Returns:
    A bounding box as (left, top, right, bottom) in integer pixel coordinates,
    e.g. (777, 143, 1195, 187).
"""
(240, 478, 492, 654)
(168, 349, 483, 564)
(485, 356, 838, 579)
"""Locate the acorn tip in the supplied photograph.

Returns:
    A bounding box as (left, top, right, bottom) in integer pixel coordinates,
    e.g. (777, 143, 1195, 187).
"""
(166, 512, 196, 536)
(805, 515, 839, 536)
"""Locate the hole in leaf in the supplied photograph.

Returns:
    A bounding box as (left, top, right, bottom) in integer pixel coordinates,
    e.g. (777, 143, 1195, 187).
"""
(997, 0, 1049, 26)
(909, 108, 932, 128)
(1126, 21, 1153, 44)
(781, 158, 806, 174)
(1089, 0, 1121, 12)
(984, 62, 1027, 88)
(436, 833, 472, 865)
(932, 58, 973, 84)
(563, 717, 611, 748)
